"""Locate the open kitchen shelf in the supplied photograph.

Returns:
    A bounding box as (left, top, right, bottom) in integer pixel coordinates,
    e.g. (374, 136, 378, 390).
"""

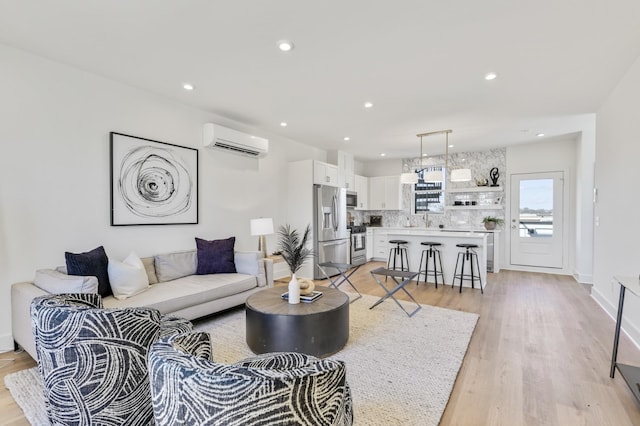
(447, 186, 502, 193)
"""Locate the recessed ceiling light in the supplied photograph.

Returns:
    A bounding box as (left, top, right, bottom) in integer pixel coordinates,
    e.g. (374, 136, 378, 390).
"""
(280, 122, 288, 127)
(364, 102, 373, 108)
(343, 137, 350, 141)
(422, 153, 428, 157)
(536, 133, 545, 137)
(380, 153, 386, 157)
(484, 72, 498, 81)
(277, 40, 294, 52)
(183, 83, 195, 91)
(448, 144, 454, 148)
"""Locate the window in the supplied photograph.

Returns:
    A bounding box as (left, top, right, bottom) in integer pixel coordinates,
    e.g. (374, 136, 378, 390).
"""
(412, 167, 445, 214)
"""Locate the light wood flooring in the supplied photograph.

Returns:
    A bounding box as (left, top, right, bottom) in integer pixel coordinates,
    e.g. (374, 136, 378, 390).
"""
(2, 263, 640, 425)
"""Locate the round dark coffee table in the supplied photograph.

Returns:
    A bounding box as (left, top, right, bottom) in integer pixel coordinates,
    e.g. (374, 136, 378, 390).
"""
(245, 286, 349, 358)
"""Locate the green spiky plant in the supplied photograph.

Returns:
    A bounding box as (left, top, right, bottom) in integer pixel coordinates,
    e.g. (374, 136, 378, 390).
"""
(482, 216, 504, 225)
(278, 224, 313, 274)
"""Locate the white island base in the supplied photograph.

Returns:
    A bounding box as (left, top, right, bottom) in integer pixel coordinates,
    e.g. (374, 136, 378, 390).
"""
(383, 230, 488, 290)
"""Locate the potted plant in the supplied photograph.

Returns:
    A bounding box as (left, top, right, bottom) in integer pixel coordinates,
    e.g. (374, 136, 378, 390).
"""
(278, 224, 313, 304)
(482, 216, 504, 230)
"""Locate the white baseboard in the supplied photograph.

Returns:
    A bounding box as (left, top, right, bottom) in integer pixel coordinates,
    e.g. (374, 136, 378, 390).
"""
(0, 332, 15, 353)
(573, 271, 593, 284)
(591, 286, 640, 351)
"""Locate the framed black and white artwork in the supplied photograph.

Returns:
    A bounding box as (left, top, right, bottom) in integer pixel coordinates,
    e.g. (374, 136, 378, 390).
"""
(110, 132, 198, 226)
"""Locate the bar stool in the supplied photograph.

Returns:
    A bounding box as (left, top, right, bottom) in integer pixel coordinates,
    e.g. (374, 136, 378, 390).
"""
(452, 243, 483, 294)
(418, 242, 444, 288)
(387, 240, 410, 275)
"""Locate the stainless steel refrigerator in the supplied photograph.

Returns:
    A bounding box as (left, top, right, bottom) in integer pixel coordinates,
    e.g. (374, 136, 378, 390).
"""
(313, 184, 349, 279)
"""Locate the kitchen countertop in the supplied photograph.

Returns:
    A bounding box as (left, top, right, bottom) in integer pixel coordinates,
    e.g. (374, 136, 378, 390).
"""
(366, 226, 501, 233)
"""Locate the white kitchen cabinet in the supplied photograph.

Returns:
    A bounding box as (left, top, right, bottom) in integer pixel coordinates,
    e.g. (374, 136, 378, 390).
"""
(369, 176, 402, 210)
(354, 174, 369, 210)
(366, 229, 374, 260)
(342, 173, 355, 191)
(372, 228, 389, 261)
(328, 150, 355, 190)
(313, 161, 338, 187)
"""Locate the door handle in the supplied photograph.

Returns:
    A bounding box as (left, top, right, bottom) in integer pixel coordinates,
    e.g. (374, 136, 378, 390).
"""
(333, 195, 340, 232)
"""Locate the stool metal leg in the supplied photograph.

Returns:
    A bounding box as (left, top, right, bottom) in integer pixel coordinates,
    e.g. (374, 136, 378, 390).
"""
(452, 252, 461, 289)
(418, 250, 427, 284)
(466, 249, 475, 290)
(431, 248, 439, 288)
(452, 248, 483, 294)
(437, 249, 445, 287)
(401, 248, 409, 272)
(473, 249, 484, 294)
(459, 251, 465, 293)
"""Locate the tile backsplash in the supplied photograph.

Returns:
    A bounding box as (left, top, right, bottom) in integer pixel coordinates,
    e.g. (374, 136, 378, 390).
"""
(351, 148, 506, 229)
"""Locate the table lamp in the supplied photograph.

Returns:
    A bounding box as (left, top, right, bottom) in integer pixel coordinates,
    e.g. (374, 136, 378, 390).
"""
(250, 218, 274, 258)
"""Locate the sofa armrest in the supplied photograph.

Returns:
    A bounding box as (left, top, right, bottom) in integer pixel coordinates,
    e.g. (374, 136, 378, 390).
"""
(11, 281, 48, 360)
(235, 251, 273, 288)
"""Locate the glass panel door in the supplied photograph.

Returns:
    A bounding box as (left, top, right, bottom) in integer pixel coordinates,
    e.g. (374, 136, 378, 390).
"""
(510, 172, 563, 268)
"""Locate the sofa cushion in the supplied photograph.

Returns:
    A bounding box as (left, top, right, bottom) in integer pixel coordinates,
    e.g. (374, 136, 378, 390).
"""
(108, 252, 150, 300)
(141, 256, 159, 285)
(33, 269, 99, 294)
(195, 237, 236, 275)
(103, 273, 257, 314)
(154, 250, 197, 282)
(65, 246, 111, 297)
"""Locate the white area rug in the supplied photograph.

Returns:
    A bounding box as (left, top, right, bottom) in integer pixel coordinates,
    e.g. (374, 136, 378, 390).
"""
(5, 294, 478, 426)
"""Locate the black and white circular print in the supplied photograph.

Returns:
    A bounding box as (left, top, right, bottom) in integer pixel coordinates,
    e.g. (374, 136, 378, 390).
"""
(111, 133, 198, 225)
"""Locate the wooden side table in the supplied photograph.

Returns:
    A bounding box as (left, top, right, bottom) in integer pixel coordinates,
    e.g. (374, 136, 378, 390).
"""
(610, 275, 640, 403)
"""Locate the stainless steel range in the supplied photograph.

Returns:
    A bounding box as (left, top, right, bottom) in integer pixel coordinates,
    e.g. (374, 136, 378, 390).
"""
(348, 225, 366, 266)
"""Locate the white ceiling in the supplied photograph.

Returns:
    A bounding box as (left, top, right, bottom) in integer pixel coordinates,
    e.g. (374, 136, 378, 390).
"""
(2, 1, 640, 161)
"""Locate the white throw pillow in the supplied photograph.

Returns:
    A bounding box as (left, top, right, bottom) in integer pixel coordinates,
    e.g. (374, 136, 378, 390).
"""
(34, 269, 99, 294)
(108, 252, 150, 300)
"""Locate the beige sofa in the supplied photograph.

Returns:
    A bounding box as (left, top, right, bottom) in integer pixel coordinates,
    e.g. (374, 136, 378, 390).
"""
(11, 249, 273, 360)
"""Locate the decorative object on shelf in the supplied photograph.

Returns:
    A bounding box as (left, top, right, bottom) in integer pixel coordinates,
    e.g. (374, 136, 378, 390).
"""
(110, 132, 198, 226)
(482, 216, 504, 230)
(475, 178, 488, 186)
(489, 167, 500, 186)
(278, 224, 313, 304)
(250, 217, 274, 258)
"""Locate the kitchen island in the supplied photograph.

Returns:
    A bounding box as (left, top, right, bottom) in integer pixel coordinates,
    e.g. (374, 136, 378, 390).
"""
(370, 227, 493, 289)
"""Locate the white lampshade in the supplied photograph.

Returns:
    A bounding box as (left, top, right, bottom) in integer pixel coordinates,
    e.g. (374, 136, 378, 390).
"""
(450, 168, 472, 182)
(423, 170, 443, 183)
(400, 172, 419, 184)
(250, 218, 274, 236)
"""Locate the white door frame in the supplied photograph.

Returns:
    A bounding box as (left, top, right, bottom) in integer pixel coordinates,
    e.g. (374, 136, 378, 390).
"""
(507, 171, 570, 272)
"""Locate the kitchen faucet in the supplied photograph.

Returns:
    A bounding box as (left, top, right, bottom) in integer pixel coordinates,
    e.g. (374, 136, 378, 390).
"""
(424, 212, 431, 228)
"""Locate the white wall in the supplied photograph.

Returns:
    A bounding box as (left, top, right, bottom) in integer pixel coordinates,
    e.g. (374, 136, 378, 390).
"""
(593, 54, 640, 345)
(361, 158, 402, 177)
(505, 137, 578, 275)
(0, 45, 321, 351)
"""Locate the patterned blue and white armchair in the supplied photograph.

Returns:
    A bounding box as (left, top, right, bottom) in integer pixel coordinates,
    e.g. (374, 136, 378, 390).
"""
(148, 332, 354, 426)
(30, 293, 192, 426)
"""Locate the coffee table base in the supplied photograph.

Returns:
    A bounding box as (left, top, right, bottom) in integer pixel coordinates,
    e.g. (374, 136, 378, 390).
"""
(245, 287, 349, 358)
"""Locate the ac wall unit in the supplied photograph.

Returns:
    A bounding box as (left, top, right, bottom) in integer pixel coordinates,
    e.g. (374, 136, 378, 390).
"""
(203, 123, 268, 158)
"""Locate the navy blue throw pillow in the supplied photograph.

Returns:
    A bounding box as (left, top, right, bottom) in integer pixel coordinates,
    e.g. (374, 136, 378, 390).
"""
(195, 237, 236, 275)
(65, 246, 111, 297)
